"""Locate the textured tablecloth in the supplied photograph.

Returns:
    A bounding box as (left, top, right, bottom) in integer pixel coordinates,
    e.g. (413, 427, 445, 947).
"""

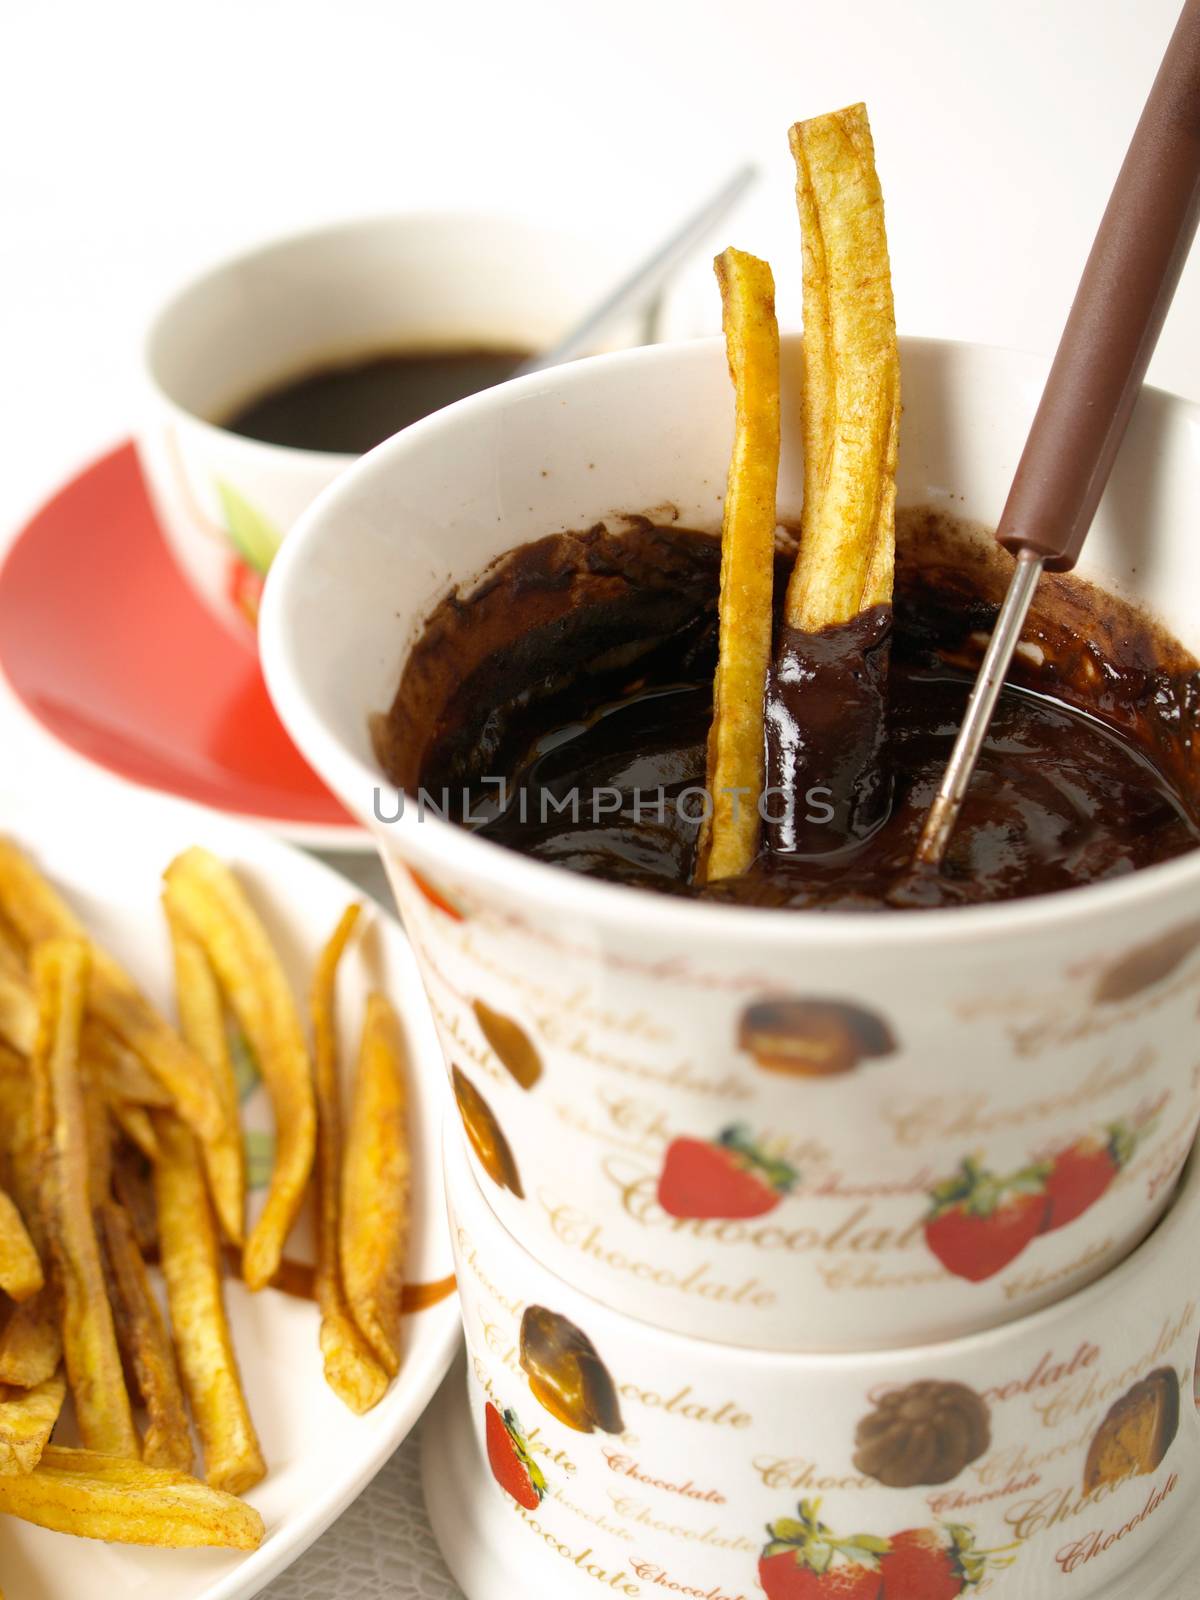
(259, 1413, 463, 1600)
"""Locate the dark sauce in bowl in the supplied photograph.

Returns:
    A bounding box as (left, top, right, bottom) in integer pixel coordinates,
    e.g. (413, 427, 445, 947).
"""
(222, 348, 529, 455)
(374, 512, 1200, 911)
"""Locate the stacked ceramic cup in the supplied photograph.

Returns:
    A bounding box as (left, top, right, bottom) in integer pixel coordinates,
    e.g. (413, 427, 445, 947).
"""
(261, 336, 1200, 1600)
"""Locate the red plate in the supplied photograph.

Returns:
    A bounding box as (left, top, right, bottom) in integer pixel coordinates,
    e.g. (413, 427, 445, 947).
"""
(0, 442, 361, 846)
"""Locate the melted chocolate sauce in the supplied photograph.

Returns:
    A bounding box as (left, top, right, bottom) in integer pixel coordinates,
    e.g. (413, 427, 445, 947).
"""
(376, 515, 1200, 911)
(766, 609, 893, 858)
(222, 348, 530, 455)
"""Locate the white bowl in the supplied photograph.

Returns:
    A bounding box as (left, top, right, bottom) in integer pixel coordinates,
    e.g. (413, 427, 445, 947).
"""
(428, 1114, 1200, 1600)
(260, 334, 1200, 1351)
(139, 213, 655, 642)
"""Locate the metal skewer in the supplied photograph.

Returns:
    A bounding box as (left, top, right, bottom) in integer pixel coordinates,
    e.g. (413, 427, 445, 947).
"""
(915, 551, 1043, 862)
(916, 0, 1200, 869)
(514, 164, 757, 377)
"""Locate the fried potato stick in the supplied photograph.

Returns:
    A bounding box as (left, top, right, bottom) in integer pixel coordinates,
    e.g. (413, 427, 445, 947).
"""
(0, 1373, 65, 1475)
(0, 1074, 60, 1389)
(0, 970, 34, 1057)
(152, 1111, 265, 1495)
(97, 1203, 192, 1472)
(0, 842, 221, 1142)
(696, 248, 781, 884)
(785, 103, 900, 630)
(0, 982, 165, 1163)
(108, 1099, 158, 1162)
(0, 1191, 41, 1304)
(31, 940, 138, 1457)
(0, 1301, 61, 1391)
(0, 1008, 138, 1219)
(310, 907, 389, 1414)
(165, 904, 245, 1246)
(81, 1070, 113, 1210)
(84, 1026, 173, 1109)
(1, 997, 176, 1111)
(0, 1305, 60, 1395)
(0, 1283, 60, 1393)
(163, 848, 315, 1290)
(341, 992, 410, 1380)
(0, 915, 24, 976)
(0, 1446, 264, 1548)
(111, 1142, 158, 1259)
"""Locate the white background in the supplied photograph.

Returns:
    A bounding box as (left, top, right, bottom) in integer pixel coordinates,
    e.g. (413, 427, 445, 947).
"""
(0, 0, 1194, 778)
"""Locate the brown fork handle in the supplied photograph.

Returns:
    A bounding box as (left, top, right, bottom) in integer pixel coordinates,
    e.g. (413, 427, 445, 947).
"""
(997, 0, 1200, 570)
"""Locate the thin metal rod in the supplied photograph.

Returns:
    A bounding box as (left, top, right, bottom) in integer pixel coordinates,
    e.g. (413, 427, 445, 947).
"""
(915, 550, 1045, 867)
(514, 164, 757, 377)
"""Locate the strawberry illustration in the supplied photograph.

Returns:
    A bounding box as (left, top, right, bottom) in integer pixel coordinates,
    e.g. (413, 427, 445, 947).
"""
(227, 558, 265, 625)
(1040, 1106, 1160, 1232)
(924, 1157, 1049, 1282)
(657, 1125, 797, 1219)
(759, 1501, 887, 1600)
(484, 1402, 546, 1511)
(879, 1524, 1005, 1599)
(1040, 1132, 1125, 1232)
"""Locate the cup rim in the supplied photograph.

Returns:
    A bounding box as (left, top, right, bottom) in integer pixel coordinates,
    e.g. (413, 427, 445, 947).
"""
(445, 1110, 1198, 1372)
(140, 208, 620, 472)
(260, 332, 1200, 951)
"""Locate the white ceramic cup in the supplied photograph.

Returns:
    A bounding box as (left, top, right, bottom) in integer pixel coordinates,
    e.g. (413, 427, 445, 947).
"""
(435, 1117, 1200, 1600)
(139, 213, 660, 643)
(260, 335, 1200, 1352)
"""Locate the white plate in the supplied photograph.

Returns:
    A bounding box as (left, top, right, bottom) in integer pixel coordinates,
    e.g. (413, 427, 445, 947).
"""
(0, 784, 460, 1600)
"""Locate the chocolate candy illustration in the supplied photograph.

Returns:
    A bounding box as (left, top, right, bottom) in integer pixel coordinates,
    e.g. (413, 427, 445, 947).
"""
(1093, 920, 1200, 1004)
(473, 999, 543, 1089)
(738, 997, 896, 1076)
(452, 1065, 524, 1198)
(853, 1379, 990, 1487)
(519, 1306, 624, 1434)
(1083, 1367, 1180, 1491)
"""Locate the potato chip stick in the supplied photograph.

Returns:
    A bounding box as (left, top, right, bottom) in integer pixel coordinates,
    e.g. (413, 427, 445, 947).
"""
(785, 103, 899, 630)
(310, 907, 390, 1413)
(162, 848, 315, 1291)
(0, 1190, 42, 1304)
(341, 993, 411, 1380)
(165, 903, 245, 1246)
(0, 1065, 60, 1390)
(696, 247, 780, 884)
(152, 1111, 265, 1494)
(31, 941, 138, 1457)
(0, 1447, 264, 1549)
(0, 842, 221, 1141)
(0, 1373, 65, 1475)
(97, 1203, 192, 1473)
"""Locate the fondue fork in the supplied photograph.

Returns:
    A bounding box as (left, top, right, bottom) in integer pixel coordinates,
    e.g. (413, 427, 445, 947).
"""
(916, 0, 1200, 868)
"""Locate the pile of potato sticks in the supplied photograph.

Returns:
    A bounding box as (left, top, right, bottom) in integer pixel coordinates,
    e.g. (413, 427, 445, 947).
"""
(0, 840, 410, 1566)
